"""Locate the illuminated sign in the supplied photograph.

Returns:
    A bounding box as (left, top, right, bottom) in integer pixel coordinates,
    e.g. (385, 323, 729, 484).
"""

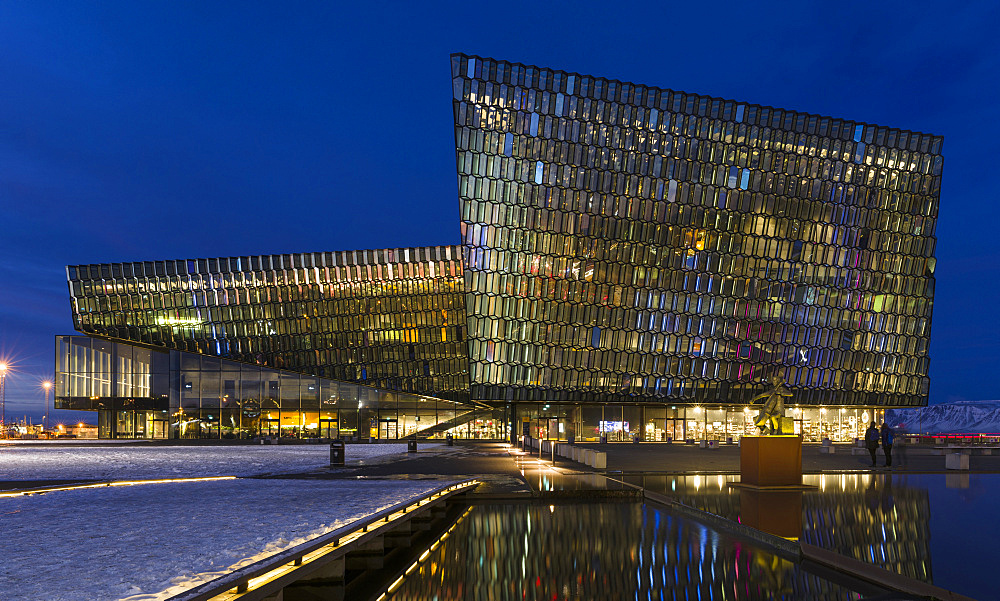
(599, 421, 629, 432)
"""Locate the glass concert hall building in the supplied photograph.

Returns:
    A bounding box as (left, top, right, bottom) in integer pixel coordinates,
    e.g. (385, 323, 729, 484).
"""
(56, 54, 943, 442)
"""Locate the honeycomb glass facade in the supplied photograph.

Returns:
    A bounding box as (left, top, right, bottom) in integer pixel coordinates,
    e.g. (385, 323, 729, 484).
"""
(453, 53, 941, 409)
(60, 54, 942, 441)
(67, 246, 470, 402)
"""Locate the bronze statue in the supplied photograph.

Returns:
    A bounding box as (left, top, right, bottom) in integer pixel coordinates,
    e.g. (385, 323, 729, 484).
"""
(752, 375, 794, 435)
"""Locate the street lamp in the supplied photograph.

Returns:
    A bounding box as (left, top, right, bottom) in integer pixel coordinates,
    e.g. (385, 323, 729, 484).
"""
(0, 363, 7, 431)
(42, 381, 52, 431)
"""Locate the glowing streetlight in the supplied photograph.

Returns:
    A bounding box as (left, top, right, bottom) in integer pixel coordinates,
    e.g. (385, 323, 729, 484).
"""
(0, 363, 7, 431)
(42, 381, 52, 431)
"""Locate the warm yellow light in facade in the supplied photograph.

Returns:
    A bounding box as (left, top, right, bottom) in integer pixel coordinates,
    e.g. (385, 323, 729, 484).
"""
(154, 316, 203, 327)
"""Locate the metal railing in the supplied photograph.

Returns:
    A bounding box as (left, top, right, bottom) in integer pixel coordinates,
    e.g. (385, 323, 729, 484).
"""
(169, 478, 479, 601)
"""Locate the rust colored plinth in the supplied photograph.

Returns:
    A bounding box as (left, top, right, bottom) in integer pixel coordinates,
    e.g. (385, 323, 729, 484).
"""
(740, 435, 803, 487)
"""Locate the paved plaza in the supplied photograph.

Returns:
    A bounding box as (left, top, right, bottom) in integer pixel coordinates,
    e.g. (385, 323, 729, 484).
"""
(563, 440, 1000, 473)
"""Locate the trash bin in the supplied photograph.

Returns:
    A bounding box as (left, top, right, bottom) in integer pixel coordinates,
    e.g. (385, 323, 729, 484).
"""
(567, 434, 575, 445)
(329, 439, 345, 466)
(600, 433, 608, 444)
(408, 439, 418, 453)
(446, 434, 454, 446)
(631, 433, 640, 444)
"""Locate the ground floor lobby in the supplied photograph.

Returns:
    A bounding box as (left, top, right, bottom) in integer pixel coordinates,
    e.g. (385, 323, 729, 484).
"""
(513, 403, 891, 443)
(82, 402, 893, 442)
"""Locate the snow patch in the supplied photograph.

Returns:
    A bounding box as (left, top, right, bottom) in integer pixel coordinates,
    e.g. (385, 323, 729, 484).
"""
(1, 479, 444, 601)
(0, 444, 429, 480)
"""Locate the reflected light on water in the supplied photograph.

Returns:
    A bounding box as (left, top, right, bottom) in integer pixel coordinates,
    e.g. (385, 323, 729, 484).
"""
(382, 503, 871, 600)
(624, 472, 933, 584)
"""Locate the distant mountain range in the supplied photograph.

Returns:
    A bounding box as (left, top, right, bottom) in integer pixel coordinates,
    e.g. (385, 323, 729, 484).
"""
(885, 400, 1000, 433)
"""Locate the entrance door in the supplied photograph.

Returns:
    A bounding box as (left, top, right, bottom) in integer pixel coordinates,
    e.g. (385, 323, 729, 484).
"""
(150, 416, 168, 439)
(666, 418, 684, 441)
(320, 418, 339, 439)
(547, 418, 559, 441)
(379, 419, 398, 440)
(261, 419, 280, 437)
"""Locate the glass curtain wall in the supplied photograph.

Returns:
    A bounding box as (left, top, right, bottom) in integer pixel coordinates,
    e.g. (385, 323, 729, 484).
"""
(514, 402, 882, 443)
(453, 53, 941, 410)
(55, 336, 472, 440)
(66, 246, 471, 403)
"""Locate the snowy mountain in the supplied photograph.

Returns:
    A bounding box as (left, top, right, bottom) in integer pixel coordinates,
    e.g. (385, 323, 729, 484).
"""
(885, 400, 1000, 434)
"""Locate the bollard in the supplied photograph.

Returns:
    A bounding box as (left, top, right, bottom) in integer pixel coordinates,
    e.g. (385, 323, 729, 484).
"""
(446, 433, 454, 447)
(329, 439, 346, 466)
(407, 439, 418, 453)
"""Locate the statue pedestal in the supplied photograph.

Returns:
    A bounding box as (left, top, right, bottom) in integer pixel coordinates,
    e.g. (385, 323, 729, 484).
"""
(739, 435, 803, 487)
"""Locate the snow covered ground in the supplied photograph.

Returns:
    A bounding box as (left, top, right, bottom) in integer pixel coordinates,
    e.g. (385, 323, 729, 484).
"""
(1, 478, 446, 601)
(0, 443, 431, 480)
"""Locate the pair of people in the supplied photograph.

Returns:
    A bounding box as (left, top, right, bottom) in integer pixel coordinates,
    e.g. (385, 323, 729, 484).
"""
(865, 422, 894, 467)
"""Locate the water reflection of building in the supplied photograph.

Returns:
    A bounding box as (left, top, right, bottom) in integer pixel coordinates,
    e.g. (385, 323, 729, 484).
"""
(625, 474, 932, 582)
(387, 502, 868, 599)
(804, 475, 932, 582)
(58, 55, 941, 441)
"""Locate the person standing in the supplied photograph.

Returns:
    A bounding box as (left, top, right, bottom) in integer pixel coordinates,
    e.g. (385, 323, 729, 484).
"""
(881, 423, 894, 467)
(865, 423, 880, 467)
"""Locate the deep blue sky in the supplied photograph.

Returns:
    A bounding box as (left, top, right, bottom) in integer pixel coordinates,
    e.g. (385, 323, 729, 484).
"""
(1, 1, 997, 423)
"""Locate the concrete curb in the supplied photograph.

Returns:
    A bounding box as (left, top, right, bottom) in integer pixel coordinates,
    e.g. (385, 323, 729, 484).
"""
(642, 489, 800, 559)
(801, 543, 975, 601)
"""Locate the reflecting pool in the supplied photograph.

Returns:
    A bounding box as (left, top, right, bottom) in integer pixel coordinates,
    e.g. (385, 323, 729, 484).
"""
(621, 472, 997, 599)
(384, 502, 883, 600)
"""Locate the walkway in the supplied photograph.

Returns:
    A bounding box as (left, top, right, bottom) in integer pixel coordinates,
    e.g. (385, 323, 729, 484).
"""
(559, 441, 1000, 473)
